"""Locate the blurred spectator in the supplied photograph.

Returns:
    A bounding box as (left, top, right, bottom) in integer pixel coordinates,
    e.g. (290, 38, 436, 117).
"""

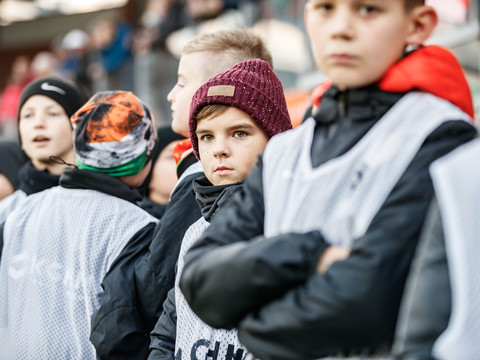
(132, 0, 259, 125)
(132, 0, 188, 54)
(165, 0, 259, 57)
(88, 15, 134, 91)
(0, 56, 34, 140)
(30, 51, 59, 79)
(0, 141, 28, 201)
(56, 29, 89, 81)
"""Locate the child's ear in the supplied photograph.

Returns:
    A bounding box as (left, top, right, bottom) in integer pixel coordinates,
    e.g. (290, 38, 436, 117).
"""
(405, 6, 438, 46)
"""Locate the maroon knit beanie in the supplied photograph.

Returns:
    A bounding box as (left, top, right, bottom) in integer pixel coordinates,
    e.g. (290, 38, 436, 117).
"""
(189, 59, 292, 159)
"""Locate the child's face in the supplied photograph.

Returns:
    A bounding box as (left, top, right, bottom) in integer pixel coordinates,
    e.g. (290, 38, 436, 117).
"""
(167, 52, 212, 137)
(305, 0, 414, 89)
(19, 95, 75, 169)
(149, 140, 179, 204)
(196, 107, 269, 186)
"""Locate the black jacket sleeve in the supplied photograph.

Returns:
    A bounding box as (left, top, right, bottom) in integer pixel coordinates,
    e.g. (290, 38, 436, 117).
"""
(135, 171, 203, 332)
(180, 121, 476, 359)
(148, 286, 177, 360)
(90, 222, 157, 360)
(393, 197, 451, 360)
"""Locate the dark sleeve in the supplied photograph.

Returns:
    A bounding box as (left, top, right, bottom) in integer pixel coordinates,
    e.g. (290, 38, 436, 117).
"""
(180, 157, 329, 328)
(181, 231, 328, 329)
(90, 222, 156, 360)
(135, 172, 203, 332)
(234, 121, 476, 360)
(148, 287, 177, 360)
(393, 197, 451, 360)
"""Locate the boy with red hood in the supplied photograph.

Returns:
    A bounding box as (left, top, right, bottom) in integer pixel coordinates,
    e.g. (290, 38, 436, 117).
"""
(179, 0, 477, 359)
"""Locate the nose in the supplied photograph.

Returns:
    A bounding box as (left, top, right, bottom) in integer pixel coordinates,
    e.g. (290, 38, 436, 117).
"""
(213, 136, 231, 158)
(167, 86, 176, 103)
(32, 113, 46, 128)
(330, 6, 354, 40)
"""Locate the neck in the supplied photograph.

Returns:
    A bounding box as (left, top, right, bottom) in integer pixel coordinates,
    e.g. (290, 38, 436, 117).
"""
(148, 190, 170, 205)
(32, 156, 75, 175)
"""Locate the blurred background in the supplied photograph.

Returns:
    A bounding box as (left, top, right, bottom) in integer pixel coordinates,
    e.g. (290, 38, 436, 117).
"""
(0, 0, 478, 141)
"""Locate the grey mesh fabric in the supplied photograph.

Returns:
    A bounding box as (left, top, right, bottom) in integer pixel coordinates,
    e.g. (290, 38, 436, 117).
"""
(175, 218, 246, 359)
(263, 92, 471, 247)
(0, 190, 27, 224)
(0, 186, 157, 359)
(430, 139, 480, 359)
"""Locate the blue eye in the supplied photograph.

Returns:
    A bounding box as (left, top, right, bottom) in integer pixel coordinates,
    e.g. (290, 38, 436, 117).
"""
(359, 5, 378, 16)
(234, 131, 247, 138)
(200, 134, 213, 142)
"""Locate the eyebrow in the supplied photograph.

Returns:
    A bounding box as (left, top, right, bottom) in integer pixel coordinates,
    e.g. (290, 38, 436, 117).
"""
(196, 122, 257, 135)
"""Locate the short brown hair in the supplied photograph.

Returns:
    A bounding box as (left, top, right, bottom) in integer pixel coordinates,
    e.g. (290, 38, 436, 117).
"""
(182, 28, 273, 71)
(405, 0, 425, 10)
(196, 104, 229, 125)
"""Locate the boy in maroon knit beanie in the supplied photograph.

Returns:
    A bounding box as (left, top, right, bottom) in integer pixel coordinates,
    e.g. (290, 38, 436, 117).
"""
(148, 58, 291, 359)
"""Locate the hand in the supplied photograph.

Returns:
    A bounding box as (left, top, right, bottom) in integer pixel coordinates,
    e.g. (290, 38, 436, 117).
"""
(316, 246, 350, 274)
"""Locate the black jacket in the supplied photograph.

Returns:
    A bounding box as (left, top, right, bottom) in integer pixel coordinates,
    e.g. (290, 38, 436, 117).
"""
(148, 177, 243, 359)
(18, 161, 61, 195)
(179, 86, 477, 359)
(91, 155, 204, 360)
(393, 197, 451, 360)
(58, 167, 160, 360)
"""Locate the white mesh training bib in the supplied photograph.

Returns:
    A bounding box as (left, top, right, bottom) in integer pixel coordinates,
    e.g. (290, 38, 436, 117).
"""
(0, 186, 157, 360)
(0, 189, 27, 224)
(175, 217, 246, 360)
(263, 92, 471, 247)
(431, 139, 480, 359)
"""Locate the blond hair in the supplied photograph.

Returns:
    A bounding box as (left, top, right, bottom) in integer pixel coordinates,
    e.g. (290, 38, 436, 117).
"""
(182, 28, 273, 75)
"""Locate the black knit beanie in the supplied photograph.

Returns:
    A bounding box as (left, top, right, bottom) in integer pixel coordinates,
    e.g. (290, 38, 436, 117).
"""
(18, 76, 88, 121)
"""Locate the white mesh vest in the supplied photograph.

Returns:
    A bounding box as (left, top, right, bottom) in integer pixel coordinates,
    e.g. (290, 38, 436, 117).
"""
(430, 139, 480, 359)
(0, 186, 157, 360)
(263, 92, 471, 247)
(176, 218, 246, 360)
(0, 190, 27, 224)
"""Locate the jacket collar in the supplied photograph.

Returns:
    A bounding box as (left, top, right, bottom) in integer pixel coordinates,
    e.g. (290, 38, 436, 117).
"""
(193, 176, 243, 222)
(59, 167, 143, 205)
(311, 45, 474, 119)
(18, 161, 60, 195)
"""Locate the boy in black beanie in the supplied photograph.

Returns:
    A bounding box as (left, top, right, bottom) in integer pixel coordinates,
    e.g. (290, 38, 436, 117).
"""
(0, 76, 88, 224)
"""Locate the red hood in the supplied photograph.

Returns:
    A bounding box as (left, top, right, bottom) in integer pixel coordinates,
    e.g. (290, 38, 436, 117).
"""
(173, 138, 193, 166)
(312, 45, 474, 119)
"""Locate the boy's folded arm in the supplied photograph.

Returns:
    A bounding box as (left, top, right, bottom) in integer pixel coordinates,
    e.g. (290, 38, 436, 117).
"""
(236, 121, 478, 360)
(179, 158, 329, 328)
(148, 286, 177, 360)
(181, 230, 329, 329)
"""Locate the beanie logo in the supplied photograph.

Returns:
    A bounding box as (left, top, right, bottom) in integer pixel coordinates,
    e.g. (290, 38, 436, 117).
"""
(40, 82, 66, 95)
(207, 85, 235, 97)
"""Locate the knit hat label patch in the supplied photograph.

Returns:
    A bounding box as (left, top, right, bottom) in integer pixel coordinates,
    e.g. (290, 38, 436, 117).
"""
(207, 85, 235, 97)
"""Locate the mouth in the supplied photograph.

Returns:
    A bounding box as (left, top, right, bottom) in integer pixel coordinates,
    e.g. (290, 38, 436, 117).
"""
(33, 135, 50, 145)
(328, 54, 356, 65)
(214, 166, 233, 176)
